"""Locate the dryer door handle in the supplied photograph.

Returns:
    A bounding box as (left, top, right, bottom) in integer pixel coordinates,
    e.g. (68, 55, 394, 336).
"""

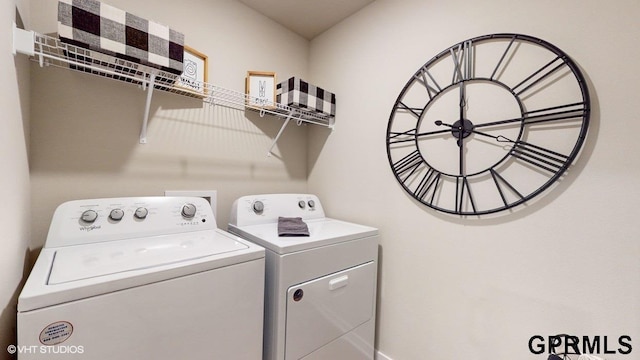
(328, 275, 349, 290)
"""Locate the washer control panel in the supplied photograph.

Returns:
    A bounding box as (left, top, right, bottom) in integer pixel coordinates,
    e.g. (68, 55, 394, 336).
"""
(46, 197, 216, 248)
(229, 194, 325, 227)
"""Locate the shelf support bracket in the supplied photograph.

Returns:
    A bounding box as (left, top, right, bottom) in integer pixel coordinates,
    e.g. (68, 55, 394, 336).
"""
(267, 110, 296, 157)
(140, 72, 157, 144)
(12, 22, 34, 56)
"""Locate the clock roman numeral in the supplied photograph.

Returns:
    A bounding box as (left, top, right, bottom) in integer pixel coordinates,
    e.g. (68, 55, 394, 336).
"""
(451, 40, 473, 83)
(510, 140, 569, 173)
(413, 66, 441, 99)
(413, 167, 441, 204)
(489, 169, 525, 207)
(455, 176, 477, 214)
(512, 56, 568, 97)
(392, 150, 424, 180)
(490, 36, 517, 81)
(388, 128, 417, 145)
(395, 101, 423, 119)
(523, 101, 588, 126)
(391, 150, 444, 206)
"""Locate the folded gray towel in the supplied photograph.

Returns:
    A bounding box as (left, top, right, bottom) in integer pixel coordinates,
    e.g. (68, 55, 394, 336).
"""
(278, 217, 310, 237)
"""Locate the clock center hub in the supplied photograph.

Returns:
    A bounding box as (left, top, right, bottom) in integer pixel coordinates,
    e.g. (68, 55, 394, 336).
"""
(451, 119, 474, 139)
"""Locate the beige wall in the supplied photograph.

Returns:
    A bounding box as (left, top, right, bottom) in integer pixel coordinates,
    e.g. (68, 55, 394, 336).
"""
(0, 0, 31, 358)
(28, 0, 314, 247)
(8, 0, 640, 359)
(309, 0, 639, 359)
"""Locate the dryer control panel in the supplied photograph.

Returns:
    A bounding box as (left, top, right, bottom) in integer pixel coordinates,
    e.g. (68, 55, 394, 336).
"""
(46, 196, 216, 248)
(229, 194, 326, 227)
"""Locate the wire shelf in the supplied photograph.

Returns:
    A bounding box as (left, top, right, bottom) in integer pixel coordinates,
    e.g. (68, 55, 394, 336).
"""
(28, 31, 335, 139)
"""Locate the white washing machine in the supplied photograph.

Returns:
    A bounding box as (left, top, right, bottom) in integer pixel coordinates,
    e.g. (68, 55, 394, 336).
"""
(228, 194, 379, 360)
(18, 196, 265, 360)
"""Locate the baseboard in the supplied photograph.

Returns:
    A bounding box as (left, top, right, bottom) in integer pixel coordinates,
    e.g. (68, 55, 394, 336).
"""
(375, 349, 393, 360)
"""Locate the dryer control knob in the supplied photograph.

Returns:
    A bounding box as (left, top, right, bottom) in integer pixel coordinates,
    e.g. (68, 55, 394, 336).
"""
(80, 209, 98, 223)
(252, 201, 264, 214)
(181, 203, 197, 218)
(109, 208, 125, 221)
(298, 200, 306, 209)
(307, 200, 315, 209)
(134, 207, 148, 220)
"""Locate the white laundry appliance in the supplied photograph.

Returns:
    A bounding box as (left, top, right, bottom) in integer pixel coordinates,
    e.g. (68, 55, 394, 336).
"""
(18, 196, 265, 360)
(228, 194, 379, 360)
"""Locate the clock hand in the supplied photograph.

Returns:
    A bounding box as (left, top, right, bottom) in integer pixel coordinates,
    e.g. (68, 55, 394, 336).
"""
(435, 120, 514, 144)
(434, 121, 515, 178)
(470, 130, 514, 143)
(476, 104, 587, 129)
(414, 127, 453, 138)
(459, 81, 466, 121)
(435, 120, 515, 145)
(436, 120, 472, 132)
(458, 118, 465, 176)
(472, 116, 525, 129)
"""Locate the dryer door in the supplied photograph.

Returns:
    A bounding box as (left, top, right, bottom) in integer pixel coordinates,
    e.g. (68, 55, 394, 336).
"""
(285, 261, 376, 359)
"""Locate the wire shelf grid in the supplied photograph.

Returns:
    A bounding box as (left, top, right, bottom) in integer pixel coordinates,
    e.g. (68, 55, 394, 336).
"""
(30, 32, 334, 128)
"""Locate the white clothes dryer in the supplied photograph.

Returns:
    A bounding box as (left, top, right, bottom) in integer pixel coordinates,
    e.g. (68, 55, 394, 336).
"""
(228, 194, 379, 360)
(18, 196, 265, 360)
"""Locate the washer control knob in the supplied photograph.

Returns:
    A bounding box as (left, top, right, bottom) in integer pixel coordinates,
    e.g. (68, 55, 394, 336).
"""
(298, 200, 306, 209)
(252, 201, 264, 214)
(109, 208, 125, 221)
(307, 200, 315, 209)
(80, 209, 98, 223)
(181, 203, 197, 219)
(134, 207, 148, 220)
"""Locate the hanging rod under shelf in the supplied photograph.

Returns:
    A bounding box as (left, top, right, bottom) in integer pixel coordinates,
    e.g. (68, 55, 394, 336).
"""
(14, 26, 335, 149)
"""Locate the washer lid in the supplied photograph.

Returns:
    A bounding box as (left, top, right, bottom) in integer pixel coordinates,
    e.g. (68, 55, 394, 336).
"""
(18, 229, 264, 312)
(49, 230, 249, 284)
(229, 218, 378, 254)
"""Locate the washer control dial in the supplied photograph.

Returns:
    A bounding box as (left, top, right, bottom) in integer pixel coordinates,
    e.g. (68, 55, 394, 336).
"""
(181, 203, 197, 219)
(307, 200, 315, 209)
(298, 200, 306, 209)
(80, 209, 98, 223)
(134, 207, 149, 220)
(109, 208, 125, 221)
(252, 201, 264, 214)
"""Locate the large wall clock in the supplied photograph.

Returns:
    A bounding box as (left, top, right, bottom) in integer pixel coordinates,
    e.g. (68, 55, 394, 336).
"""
(386, 33, 590, 215)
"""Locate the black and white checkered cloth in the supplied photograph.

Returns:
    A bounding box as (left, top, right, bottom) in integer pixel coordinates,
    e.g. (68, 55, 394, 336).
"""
(277, 77, 336, 117)
(58, 0, 184, 75)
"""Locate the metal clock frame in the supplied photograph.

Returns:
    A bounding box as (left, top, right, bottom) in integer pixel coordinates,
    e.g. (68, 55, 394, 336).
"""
(386, 33, 590, 215)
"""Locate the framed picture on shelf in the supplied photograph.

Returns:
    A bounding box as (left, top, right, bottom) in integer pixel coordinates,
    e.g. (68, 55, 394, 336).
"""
(246, 71, 276, 108)
(175, 46, 208, 97)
